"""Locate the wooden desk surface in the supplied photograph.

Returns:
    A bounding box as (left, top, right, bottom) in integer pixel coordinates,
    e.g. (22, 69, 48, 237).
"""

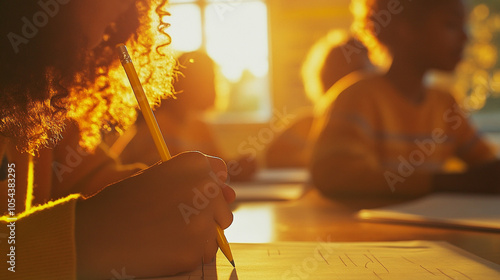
(226, 188, 500, 265)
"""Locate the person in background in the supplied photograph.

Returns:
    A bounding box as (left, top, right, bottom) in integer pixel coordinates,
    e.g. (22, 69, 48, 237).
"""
(265, 30, 375, 168)
(0, 0, 235, 279)
(311, 0, 500, 197)
(118, 51, 257, 181)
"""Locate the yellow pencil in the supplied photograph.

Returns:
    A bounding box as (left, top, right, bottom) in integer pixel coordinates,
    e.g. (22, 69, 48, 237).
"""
(116, 44, 171, 161)
(116, 44, 235, 267)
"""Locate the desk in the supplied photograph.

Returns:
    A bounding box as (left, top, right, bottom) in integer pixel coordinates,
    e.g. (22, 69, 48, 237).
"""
(226, 188, 500, 265)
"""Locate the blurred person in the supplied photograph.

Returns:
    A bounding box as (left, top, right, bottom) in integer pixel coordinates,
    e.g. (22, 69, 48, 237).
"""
(265, 30, 375, 167)
(118, 51, 257, 181)
(311, 0, 500, 197)
(0, 0, 235, 279)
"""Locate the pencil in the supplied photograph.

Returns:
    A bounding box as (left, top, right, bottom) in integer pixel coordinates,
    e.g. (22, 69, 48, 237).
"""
(216, 224, 235, 267)
(116, 44, 235, 268)
(116, 44, 171, 161)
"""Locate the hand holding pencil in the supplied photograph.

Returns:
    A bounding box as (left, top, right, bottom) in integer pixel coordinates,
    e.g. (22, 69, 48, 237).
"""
(76, 151, 235, 278)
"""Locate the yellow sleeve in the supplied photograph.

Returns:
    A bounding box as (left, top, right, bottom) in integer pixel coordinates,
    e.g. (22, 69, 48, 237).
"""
(0, 195, 79, 280)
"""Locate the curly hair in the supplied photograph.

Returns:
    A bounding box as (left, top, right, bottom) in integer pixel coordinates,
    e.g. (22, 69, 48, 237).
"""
(0, 0, 175, 154)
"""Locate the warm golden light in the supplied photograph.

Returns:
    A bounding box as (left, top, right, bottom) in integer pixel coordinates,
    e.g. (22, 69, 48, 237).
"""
(225, 206, 274, 243)
(167, 2, 269, 82)
(66, 1, 176, 151)
(450, 3, 500, 112)
(163, 1, 270, 115)
(205, 2, 269, 82)
(167, 4, 202, 52)
(491, 70, 500, 95)
(301, 29, 349, 104)
(474, 44, 498, 69)
(471, 4, 490, 22)
(350, 0, 392, 70)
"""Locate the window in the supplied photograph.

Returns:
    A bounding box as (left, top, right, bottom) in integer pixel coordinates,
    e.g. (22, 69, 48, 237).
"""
(167, 0, 271, 122)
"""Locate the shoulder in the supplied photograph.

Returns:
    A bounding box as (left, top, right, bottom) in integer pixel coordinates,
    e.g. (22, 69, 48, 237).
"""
(332, 73, 388, 109)
(338, 73, 387, 98)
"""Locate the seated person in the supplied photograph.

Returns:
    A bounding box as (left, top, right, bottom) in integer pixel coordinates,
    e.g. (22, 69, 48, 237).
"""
(310, 0, 500, 197)
(118, 51, 256, 181)
(265, 30, 375, 168)
(0, 0, 235, 278)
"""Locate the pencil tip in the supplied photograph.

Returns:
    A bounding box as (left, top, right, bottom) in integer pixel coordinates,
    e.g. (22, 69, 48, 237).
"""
(230, 260, 235, 267)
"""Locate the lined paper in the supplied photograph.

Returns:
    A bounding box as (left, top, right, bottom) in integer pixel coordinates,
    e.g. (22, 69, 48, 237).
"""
(150, 241, 500, 279)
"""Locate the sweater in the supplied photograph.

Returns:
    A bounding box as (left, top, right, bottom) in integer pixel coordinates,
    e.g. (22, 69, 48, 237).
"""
(311, 75, 496, 196)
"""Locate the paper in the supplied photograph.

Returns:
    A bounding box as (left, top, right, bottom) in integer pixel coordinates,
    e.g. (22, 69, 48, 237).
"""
(358, 193, 500, 231)
(231, 169, 310, 201)
(249, 168, 310, 183)
(150, 241, 500, 279)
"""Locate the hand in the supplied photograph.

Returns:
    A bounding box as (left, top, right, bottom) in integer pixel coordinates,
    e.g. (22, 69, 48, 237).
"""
(75, 151, 235, 279)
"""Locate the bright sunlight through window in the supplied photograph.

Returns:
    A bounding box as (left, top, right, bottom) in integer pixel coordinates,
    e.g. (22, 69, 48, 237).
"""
(168, 4, 203, 52)
(167, 0, 271, 122)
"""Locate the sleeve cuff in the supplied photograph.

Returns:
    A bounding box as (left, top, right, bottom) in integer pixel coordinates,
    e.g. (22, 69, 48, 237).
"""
(1, 195, 80, 280)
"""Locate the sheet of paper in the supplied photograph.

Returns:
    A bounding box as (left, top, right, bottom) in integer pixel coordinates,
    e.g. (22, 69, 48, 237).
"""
(250, 168, 310, 183)
(149, 241, 500, 279)
(358, 193, 500, 231)
(231, 168, 310, 201)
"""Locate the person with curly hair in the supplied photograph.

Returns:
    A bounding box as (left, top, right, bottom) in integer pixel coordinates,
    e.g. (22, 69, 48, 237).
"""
(311, 0, 500, 197)
(0, 0, 235, 278)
